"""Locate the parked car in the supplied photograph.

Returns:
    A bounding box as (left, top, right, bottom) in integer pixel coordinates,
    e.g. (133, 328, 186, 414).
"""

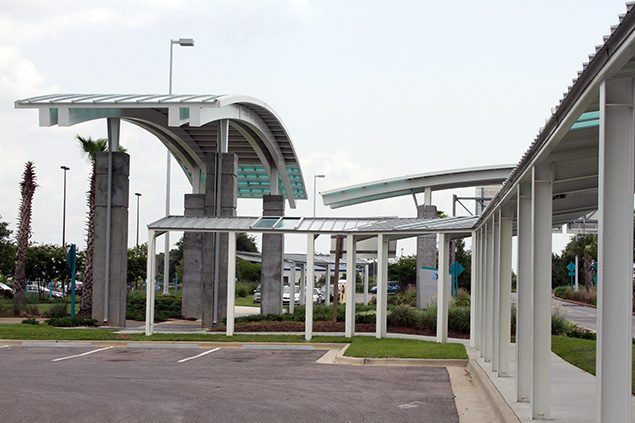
(283, 285, 300, 305)
(253, 284, 261, 304)
(369, 281, 400, 294)
(313, 288, 323, 304)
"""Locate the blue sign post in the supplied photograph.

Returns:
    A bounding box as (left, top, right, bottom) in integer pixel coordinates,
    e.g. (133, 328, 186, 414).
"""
(449, 261, 465, 300)
(566, 261, 576, 289)
(65, 244, 77, 318)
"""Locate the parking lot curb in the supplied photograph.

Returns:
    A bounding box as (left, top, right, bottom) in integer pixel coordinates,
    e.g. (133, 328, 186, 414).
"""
(333, 344, 469, 367)
(466, 359, 520, 422)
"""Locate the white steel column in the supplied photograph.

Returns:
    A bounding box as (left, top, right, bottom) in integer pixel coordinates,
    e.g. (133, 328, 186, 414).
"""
(145, 230, 157, 336)
(289, 262, 296, 314)
(469, 231, 477, 348)
(305, 235, 315, 341)
(226, 232, 236, 336)
(531, 164, 552, 420)
(516, 182, 532, 402)
(345, 235, 356, 337)
(437, 233, 450, 343)
(363, 264, 369, 306)
(484, 223, 494, 362)
(376, 234, 388, 338)
(478, 227, 486, 355)
(325, 265, 331, 306)
(498, 210, 512, 377)
(492, 214, 501, 373)
(597, 77, 635, 423)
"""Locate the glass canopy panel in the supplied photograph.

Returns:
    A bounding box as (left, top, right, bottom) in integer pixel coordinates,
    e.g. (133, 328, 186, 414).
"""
(252, 217, 280, 229)
(274, 217, 302, 230)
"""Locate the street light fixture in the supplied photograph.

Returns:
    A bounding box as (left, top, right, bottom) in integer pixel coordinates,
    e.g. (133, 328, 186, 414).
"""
(60, 166, 70, 246)
(135, 193, 142, 246)
(165, 37, 195, 294)
(313, 174, 325, 217)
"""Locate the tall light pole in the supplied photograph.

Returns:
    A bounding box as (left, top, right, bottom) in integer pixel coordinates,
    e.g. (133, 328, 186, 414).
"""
(313, 174, 325, 217)
(60, 166, 70, 246)
(135, 193, 142, 247)
(165, 37, 195, 294)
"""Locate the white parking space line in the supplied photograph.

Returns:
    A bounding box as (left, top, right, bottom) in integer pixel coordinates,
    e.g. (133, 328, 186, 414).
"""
(177, 348, 220, 363)
(52, 346, 114, 362)
(0, 345, 10, 349)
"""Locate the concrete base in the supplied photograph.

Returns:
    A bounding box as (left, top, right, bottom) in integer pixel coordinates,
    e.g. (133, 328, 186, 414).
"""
(416, 205, 437, 309)
(92, 151, 129, 327)
(181, 194, 205, 320)
(260, 195, 285, 315)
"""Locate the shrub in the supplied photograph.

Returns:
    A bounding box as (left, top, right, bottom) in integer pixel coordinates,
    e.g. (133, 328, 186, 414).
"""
(392, 285, 416, 307)
(511, 304, 516, 336)
(356, 310, 376, 323)
(21, 317, 39, 325)
(45, 317, 98, 327)
(388, 305, 417, 327)
(49, 302, 68, 318)
(417, 306, 436, 331)
(126, 292, 182, 322)
(235, 282, 252, 298)
(566, 326, 597, 340)
(448, 306, 470, 332)
(553, 285, 568, 299)
(551, 304, 572, 335)
(451, 288, 471, 307)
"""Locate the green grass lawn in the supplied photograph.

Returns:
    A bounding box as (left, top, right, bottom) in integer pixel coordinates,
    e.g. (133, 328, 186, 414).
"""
(234, 296, 259, 307)
(551, 335, 635, 394)
(0, 323, 468, 359)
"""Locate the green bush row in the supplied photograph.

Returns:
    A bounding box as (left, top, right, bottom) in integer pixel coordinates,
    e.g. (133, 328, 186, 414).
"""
(126, 292, 182, 322)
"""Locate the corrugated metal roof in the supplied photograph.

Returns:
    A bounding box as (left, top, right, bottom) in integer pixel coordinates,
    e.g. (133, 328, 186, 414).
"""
(148, 215, 477, 236)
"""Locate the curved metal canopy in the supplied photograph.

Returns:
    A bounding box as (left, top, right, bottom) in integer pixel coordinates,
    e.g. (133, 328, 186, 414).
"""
(14, 94, 307, 208)
(321, 165, 515, 209)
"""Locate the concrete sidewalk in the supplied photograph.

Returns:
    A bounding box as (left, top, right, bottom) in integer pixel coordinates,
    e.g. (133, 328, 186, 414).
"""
(469, 344, 635, 422)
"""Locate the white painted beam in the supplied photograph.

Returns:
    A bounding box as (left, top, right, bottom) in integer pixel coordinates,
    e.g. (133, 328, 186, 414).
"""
(492, 214, 501, 374)
(516, 182, 532, 403)
(376, 235, 388, 338)
(145, 230, 157, 336)
(345, 235, 356, 338)
(498, 211, 513, 377)
(305, 235, 315, 341)
(226, 232, 236, 336)
(469, 231, 477, 348)
(484, 223, 494, 362)
(437, 233, 450, 343)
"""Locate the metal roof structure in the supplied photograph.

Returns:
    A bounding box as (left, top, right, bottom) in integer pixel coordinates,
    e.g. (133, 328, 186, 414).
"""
(321, 165, 515, 209)
(14, 94, 307, 207)
(236, 251, 369, 267)
(147, 214, 477, 239)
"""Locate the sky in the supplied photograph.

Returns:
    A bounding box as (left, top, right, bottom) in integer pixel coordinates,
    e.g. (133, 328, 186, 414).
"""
(0, 0, 626, 259)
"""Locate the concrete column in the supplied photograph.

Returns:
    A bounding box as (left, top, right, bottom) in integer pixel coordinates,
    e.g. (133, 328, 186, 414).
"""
(226, 232, 236, 336)
(305, 234, 315, 341)
(260, 194, 285, 314)
(201, 152, 237, 327)
(492, 214, 501, 373)
(416, 205, 437, 309)
(93, 151, 129, 327)
(345, 235, 356, 338)
(469, 231, 477, 348)
(597, 77, 635, 422)
(498, 210, 512, 377)
(484, 223, 493, 362)
(516, 182, 532, 402)
(181, 194, 205, 319)
(436, 233, 450, 343)
(376, 235, 388, 338)
(531, 164, 552, 420)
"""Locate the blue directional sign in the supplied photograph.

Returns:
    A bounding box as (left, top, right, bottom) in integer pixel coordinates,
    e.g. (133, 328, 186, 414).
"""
(566, 261, 576, 289)
(449, 262, 465, 299)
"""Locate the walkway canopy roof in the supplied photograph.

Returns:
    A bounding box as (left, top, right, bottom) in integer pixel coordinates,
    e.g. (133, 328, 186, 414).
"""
(321, 165, 515, 209)
(14, 94, 307, 208)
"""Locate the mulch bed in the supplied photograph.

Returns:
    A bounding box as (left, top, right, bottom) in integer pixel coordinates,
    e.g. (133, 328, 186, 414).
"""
(208, 321, 469, 339)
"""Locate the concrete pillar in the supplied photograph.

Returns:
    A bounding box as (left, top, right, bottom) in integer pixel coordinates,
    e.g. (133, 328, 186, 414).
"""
(498, 210, 512, 377)
(516, 182, 532, 403)
(436, 233, 450, 343)
(181, 194, 205, 319)
(260, 194, 285, 314)
(484, 223, 494, 362)
(376, 235, 388, 338)
(416, 205, 437, 309)
(305, 234, 315, 341)
(531, 164, 552, 420)
(597, 77, 635, 422)
(201, 152, 237, 327)
(93, 151, 129, 327)
(345, 235, 356, 338)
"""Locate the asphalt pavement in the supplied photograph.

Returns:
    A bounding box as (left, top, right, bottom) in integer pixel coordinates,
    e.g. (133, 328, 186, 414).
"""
(1, 344, 460, 423)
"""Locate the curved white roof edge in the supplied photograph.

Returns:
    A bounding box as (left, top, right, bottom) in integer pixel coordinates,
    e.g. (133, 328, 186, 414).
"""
(321, 164, 515, 209)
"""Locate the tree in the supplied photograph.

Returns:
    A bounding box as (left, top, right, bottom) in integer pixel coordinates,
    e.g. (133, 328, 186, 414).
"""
(127, 244, 147, 289)
(25, 244, 71, 284)
(563, 234, 597, 292)
(388, 255, 417, 286)
(14, 161, 37, 311)
(0, 216, 15, 278)
(454, 239, 472, 292)
(77, 135, 107, 316)
(237, 233, 258, 252)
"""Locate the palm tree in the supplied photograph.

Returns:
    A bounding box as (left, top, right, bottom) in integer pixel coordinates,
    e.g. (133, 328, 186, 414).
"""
(77, 135, 107, 316)
(14, 161, 37, 312)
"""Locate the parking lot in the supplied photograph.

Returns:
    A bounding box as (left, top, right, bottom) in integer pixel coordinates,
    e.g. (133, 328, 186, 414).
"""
(1, 343, 460, 423)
